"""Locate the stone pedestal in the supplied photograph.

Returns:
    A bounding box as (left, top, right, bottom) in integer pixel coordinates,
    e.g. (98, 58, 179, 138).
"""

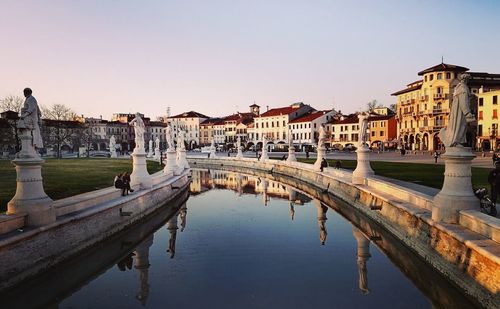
(287, 148, 297, 163)
(236, 146, 243, 159)
(432, 146, 477, 223)
(260, 146, 269, 161)
(352, 227, 371, 294)
(163, 148, 177, 175)
(352, 145, 374, 184)
(176, 148, 190, 170)
(313, 146, 326, 171)
(110, 149, 117, 158)
(130, 149, 152, 189)
(7, 131, 55, 226)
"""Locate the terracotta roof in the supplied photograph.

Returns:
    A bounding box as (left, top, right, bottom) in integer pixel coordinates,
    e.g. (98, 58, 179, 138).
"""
(369, 114, 395, 121)
(200, 118, 222, 126)
(417, 63, 469, 76)
(149, 121, 168, 127)
(170, 111, 209, 119)
(260, 106, 301, 117)
(391, 83, 422, 96)
(289, 111, 328, 124)
(328, 115, 358, 125)
(223, 112, 254, 121)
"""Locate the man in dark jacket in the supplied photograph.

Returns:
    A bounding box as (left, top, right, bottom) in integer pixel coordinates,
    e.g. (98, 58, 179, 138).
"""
(487, 162, 500, 215)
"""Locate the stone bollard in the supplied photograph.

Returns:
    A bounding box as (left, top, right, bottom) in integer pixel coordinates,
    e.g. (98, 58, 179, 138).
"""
(7, 130, 55, 226)
(130, 147, 152, 189)
(432, 146, 477, 223)
(352, 145, 374, 185)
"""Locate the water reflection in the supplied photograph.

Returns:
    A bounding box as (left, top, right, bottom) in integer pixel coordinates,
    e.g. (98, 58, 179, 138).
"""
(0, 169, 481, 309)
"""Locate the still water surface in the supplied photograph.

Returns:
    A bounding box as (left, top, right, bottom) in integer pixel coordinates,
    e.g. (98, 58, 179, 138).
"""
(6, 169, 478, 308)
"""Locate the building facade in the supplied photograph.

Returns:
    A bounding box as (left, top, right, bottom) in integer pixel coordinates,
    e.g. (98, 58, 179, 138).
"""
(168, 111, 209, 149)
(288, 110, 336, 150)
(477, 89, 500, 150)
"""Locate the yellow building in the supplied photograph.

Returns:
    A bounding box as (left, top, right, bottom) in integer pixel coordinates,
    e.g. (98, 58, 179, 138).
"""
(477, 89, 500, 150)
(392, 63, 500, 151)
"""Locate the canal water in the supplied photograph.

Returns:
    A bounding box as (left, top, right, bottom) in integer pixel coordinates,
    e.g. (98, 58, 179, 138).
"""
(2, 169, 478, 309)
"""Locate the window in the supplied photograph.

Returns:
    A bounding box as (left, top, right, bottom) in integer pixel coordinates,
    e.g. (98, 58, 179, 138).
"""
(478, 124, 483, 136)
(437, 73, 442, 80)
(371, 131, 375, 137)
(479, 98, 484, 106)
(494, 95, 498, 105)
(380, 131, 384, 137)
(429, 74, 434, 81)
(446, 72, 451, 79)
(425, 76, 428, 82)
(493, 109, 497, 120)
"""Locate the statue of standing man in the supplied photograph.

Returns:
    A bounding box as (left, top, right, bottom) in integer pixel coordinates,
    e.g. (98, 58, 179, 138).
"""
(18, 88, 43, 149)
(440, 73, 476, 147)
(129, 113, 145, 151)
(358, 112, 369, 147)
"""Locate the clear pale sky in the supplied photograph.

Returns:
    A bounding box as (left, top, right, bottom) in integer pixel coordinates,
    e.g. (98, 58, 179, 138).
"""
(1, 0, 499, 119)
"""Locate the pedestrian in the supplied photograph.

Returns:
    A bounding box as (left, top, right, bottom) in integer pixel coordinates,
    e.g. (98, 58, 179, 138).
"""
(434, 151, 439, 164)
(335, 160, 342, 169)
(320, 158, 328, 172)
(487, 162, 500, 216)
(306, 150, 310, 159)
(493, 153, 498, 167)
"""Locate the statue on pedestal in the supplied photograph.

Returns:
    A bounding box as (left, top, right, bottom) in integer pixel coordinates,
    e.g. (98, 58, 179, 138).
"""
(110, 135, 116, 150)
(440, 74, 476, 147)
(177, 129, 185, 150)
(166, 125, 174, 150)
(358, 112, 369, 147)
(288, 129, 293, 149)
(129, 113, 145, 151)
(318, 125, 326, 149)
(17, 88, 43, 157)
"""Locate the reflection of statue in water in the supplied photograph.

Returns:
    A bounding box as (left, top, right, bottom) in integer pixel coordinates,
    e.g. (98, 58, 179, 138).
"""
(352, 227, 371, 294)
(167, 212, 179, 258)
(18, 88, 43, 150)
(116, 252, 134, 271)
(179, 203, 188, 232)
(315, 200, 328, 245)
(289, 203, 295, 221)
(134, 235, 154, 306)
(358, 112, 369, 147)
(129, 113, 145, 150)
(440, 74, 476, 147)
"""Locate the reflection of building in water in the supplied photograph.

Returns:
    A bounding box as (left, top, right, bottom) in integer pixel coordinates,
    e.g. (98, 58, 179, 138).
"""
(189, 170, 312, 206)
(167, 212, 179, 259)
(352, 226, 371, 294)
(314, 200, 328, 245)
(134, 234, 154, 305)
(179, 203, 188, 232)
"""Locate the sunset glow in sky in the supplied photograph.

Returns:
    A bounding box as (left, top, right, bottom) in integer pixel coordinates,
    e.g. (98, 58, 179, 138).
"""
(1, 0, 500, 119)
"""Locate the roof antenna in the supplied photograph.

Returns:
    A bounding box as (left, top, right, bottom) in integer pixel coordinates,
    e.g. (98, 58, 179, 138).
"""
(441, 55, 444, 64)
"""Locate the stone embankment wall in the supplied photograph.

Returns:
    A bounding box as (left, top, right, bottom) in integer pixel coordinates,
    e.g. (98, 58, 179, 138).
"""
(0, 170, 190, 291)
(188, 157, 499, 308)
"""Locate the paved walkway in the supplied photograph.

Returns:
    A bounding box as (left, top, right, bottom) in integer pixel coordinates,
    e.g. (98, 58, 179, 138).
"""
(201, 150, 496, 168)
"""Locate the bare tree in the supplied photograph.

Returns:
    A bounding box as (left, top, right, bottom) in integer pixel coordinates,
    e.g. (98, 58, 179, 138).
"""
(0, 95, 24, 113)
(41, 104, 78, 158)
(366, 99, 382, 112)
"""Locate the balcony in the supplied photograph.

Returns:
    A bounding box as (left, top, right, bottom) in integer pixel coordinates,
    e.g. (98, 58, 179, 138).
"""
(433, 93, 449, 100)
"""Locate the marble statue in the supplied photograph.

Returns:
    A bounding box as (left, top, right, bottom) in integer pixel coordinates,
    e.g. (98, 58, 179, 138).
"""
(166, 125, 174, 150)
(440, 74, 476, 147)
(18, 88, 43, 149)
(155, 137, 160, 149)
(110, 135, 116, 150)
(358, 112, 369, 146)
(129, 113, 145, 150)
(318, 125, 326, 148)
(177, 129, 185, 150)
(148, 139, 153, 152)
(237, 136, 241, 149)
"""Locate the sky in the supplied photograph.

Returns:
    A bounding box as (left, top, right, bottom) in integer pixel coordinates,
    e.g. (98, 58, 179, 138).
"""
(1, 0, 500, 119)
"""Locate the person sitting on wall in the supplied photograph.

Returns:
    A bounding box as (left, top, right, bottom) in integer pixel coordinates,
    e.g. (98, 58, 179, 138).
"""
(114, 173, 124, 193)
(320, 158, 328, 172)
(122, 172, 134, 195)
(487, 162, 500, 216)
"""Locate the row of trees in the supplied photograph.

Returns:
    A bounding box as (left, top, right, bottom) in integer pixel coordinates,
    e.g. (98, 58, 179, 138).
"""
(0, 95, 98, 158)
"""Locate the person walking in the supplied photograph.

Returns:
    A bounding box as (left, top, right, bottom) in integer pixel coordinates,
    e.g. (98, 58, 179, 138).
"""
(434, 151, 439, 164)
